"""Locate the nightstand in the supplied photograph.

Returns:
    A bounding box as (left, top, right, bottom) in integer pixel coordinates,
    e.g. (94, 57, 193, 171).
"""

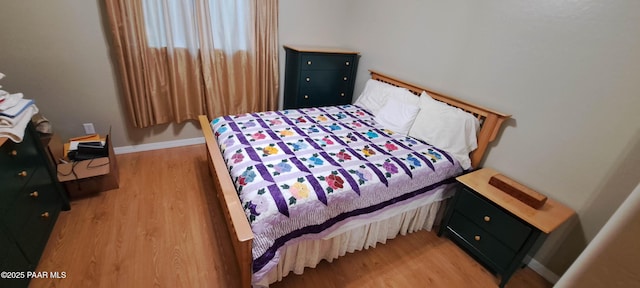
(438, 168, 574, 287)
(283, 45, 359, 109)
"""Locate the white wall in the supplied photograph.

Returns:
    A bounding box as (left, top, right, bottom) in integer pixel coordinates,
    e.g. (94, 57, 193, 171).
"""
(342, 0, 640, 276)
(556, 182, 640, 287)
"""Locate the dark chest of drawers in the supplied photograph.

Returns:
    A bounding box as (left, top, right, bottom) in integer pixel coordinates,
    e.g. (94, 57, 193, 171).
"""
(0, 123, 70, 287)
(283, 45, 359, 109)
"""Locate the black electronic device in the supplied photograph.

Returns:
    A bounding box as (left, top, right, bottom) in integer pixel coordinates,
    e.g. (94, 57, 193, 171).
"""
(77, 141, 103, 148)
(68, 135, 110, 161)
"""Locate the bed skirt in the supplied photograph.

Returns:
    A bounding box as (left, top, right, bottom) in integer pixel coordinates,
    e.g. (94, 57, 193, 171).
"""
(255, 198, 448, 287)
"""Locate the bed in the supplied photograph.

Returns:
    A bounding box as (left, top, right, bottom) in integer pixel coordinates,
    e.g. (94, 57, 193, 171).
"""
(198, 70, 510, 287)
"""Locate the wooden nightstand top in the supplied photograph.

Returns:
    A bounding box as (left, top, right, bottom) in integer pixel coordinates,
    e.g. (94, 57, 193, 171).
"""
(457, 168, 575, 234)
(284, 45, 359, 55)
(0, 137, 7, 147)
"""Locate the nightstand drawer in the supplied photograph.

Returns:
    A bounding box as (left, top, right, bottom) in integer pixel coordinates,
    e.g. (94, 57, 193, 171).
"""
(300, 54, 355, 71)
(449, 212, 515, 270)
(455, 187, 532, 251)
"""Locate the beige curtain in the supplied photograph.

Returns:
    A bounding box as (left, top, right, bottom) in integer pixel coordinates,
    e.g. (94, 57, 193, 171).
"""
(105, 0, 278, 128)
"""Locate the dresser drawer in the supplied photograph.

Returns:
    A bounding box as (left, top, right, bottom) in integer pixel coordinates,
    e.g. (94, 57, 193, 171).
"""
(449, 212, 516, 270)
(14, 205, 60, 264)
(297, 89, 351, 107)
(0, 133, 44, 205)
(454, 187, 532, 251)
(0, 165, 39, 212)
(0, 128, 42, 167)
(0, 235, 33, 288)
(300, 54, 355, 71)
(299, 70, 353, 89)
(6, 185, 61, 265)
(2, 168, 59, 239)
(0, 227, 11, 263)
(298, 71, 351, 107)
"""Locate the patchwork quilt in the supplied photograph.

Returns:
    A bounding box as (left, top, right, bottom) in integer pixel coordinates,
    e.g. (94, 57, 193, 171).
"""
(211, 104, 463, 282)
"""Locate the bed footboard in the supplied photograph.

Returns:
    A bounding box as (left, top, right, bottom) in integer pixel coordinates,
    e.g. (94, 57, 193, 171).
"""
(199, 115, 253, 288)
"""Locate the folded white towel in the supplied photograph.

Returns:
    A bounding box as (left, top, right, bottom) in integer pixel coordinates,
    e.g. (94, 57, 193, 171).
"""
(0, 104, 39, 143)
(1, 96, 31, 118)
(1, 103, 39, 128)
(0, 93, 24, 111)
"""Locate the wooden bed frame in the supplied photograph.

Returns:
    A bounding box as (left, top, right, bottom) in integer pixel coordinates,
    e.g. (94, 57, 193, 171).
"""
(198, 70, 511, 287)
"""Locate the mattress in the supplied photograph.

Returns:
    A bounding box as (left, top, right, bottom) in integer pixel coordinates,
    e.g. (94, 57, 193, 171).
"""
(210, 104, 463, 283)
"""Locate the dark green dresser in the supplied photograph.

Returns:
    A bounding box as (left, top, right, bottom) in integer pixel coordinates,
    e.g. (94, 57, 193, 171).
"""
(438, 168, 574, 288)
(0, 123, 70, 287)
(283, 45, 359, 109)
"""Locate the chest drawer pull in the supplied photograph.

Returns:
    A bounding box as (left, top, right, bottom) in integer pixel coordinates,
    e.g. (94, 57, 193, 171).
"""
(10, 150, 18, 156)
(41, 212, 50, 219)
(340, 93, 345, 97)
(474, 235, 481, 241)
(304, 95, 309, 99)
(307, 60, 312, 65)
(484, 216, 491, 222)
(306, 77, 310, 82)
(345, 61, 350, 66)
(343, 77, 348, 81)
(18, 171, 28, 177)
(30, 191, 39, 198)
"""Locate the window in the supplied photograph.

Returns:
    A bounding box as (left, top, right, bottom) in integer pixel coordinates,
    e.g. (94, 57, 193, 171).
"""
(142, 0, 249, 51)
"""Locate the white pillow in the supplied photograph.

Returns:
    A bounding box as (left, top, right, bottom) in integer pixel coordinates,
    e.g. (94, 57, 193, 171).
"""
(392, 86, 420, 106)
(354, 79, 419, 114)
(353, 79, 389, 114)
(375, 98, 421, 135)
(408, 92, 480, 169)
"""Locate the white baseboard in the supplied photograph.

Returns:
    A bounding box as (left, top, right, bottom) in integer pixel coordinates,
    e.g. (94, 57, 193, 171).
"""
(525, 256, 560, 284)
(114, 137, 205, 154)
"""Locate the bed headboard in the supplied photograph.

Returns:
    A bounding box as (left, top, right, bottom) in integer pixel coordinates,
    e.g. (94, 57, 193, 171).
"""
(369, 70, 511, 169)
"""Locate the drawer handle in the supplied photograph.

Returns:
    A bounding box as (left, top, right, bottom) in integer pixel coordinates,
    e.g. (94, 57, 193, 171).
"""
(30, 191, 39, 198)
(18, 170, 28, 177)
(304, 95, 309, 99)
(41, 212, 50, 219)
(474, 235, 481, 241)
(10, 150, 18, 156)
(306, 77, 310, 82)
(343, 77, 348, 81)
(484, 216, 491, 222)
(340, 93, 345, 97)
(307, 60, 312, 65)
(345, 61, 350, 66)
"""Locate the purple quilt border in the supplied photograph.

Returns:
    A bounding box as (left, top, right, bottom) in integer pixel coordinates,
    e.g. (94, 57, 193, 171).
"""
(252, 176, 457, 273)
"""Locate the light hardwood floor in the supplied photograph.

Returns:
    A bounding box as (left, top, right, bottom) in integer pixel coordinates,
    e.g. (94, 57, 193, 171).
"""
(31, 145, 552, 288)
